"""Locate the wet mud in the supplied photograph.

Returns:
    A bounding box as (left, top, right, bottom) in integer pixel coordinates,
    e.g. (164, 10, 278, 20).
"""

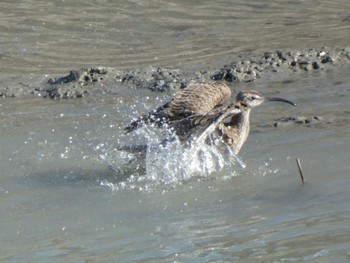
(273, 115, 323, 127)
(1, 46, 349, 100)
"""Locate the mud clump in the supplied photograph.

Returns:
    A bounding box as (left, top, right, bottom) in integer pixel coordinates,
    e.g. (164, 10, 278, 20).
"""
(120, 67, 187, 91)
(274, 116, 323, 127)
(43, 67, 191, 99)
(212, 47, 350, 82)
(1, 46, 349, 99)
(46, 67, 110, 99)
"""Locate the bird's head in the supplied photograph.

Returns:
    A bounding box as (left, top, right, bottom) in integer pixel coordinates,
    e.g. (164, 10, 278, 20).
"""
(236, 90, 296, 109)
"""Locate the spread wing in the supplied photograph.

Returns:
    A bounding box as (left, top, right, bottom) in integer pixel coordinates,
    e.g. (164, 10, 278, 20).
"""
(124, 82, 232, 133)
(169, 103, 242, 140)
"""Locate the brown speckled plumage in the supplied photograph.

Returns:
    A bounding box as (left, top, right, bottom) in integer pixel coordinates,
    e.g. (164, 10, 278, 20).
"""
(165, 82, 232, 117)
(125, 82, 232, 133)
(124, 83, 295, 154)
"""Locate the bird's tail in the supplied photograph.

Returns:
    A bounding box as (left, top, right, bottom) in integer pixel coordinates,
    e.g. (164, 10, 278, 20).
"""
(117, 144, 148, 156)
(124, 115, 149, 134)
(117, 137, 175, 156)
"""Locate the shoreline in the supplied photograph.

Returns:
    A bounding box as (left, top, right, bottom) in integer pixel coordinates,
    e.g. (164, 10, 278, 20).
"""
(1, 46, 349, 99)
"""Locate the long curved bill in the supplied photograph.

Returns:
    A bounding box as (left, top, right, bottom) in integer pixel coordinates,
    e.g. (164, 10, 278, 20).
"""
(266, 97, 296, 106)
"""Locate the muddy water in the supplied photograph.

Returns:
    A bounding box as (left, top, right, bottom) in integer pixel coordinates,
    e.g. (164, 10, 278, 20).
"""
(1, 0, 350, 74)
(1, 0, 350, 262)
(2, 69, 350, 262)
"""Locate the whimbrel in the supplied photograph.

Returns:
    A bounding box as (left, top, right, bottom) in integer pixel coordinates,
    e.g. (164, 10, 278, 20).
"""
(124, 82, 296, 154)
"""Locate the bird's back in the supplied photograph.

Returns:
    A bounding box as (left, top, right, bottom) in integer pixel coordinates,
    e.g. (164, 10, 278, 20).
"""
(125, 82, 232, 133)
(165, 82, 232, 119)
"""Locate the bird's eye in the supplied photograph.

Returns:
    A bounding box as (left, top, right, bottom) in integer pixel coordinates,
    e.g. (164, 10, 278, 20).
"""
(251, 96, 257, 100)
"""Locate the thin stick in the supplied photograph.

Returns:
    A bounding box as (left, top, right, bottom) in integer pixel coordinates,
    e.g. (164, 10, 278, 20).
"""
(296, 158, 305, 183)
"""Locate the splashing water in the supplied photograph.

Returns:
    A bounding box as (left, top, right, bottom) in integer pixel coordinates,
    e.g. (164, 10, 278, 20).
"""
(98, 125, 246, 191)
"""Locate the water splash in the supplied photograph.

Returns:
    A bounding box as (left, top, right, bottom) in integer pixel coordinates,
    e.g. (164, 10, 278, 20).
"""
(98, 126, 245, 191)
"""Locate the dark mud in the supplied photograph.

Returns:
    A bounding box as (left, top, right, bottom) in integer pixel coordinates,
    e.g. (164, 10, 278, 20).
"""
(1, 46, 349, 99)
(273, 116, 323, 127)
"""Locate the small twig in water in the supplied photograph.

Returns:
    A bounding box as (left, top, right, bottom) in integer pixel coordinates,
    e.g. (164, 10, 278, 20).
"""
(296, 158, 305, 183)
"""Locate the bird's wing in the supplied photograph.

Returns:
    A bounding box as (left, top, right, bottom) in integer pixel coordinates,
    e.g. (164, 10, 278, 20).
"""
(165, 82, 232, 117)
(124, 100, 173, 133)
(190, 105, 247, 169)
(124, 82, 231, 134)
(169, 104, 241, 140)
(194, 106, 241, 144)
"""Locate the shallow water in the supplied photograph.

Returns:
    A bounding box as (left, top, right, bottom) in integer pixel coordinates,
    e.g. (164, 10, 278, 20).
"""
(2, 68, 350, 262)
(1, 0, 350, 262)
(1, 0, 350, 74)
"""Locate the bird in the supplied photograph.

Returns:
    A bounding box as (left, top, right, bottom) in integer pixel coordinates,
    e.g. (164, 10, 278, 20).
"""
(123, 82, 296, 155)
(124, 82, 232, 134)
